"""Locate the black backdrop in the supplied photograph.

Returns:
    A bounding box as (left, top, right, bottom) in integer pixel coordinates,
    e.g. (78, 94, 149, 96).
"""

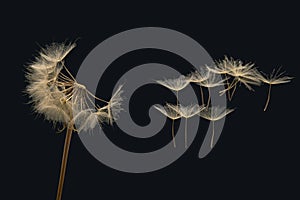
(4, 2, 299, 199)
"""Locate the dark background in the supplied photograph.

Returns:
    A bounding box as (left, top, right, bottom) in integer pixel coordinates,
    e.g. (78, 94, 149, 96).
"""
(3, 1, 299, 199)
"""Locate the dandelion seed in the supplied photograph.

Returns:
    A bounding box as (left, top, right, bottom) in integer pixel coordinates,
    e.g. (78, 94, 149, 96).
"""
(107, 84, 124, 124)
(40, 42, 76, 64)
(73, 109, 99, 132)
(187, 68, 209, 104)
(199, 106, 234, 148)
(156, 75, 190, 111)
(218, 57, 262, 100)
(208, 58, 233, 98)
(26, 53, 72, 124)
(168, 104, 205, 148)
(154, 103, 182, 147)
(195, 71, 225, 107)
(259, 68, 293, 111)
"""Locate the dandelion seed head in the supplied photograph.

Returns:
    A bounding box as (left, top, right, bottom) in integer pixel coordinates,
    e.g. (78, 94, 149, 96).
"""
(26, 42, 76, 124)
(40, 43, 76, 64)
(26, 41, 125, 132)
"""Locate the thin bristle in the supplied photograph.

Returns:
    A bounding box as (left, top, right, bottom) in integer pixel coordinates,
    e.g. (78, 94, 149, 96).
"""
(154, 104, 181, 120)
(199, 106, 234, 121)
(156, 75, 190, 91)
(260, 67, 293, 85)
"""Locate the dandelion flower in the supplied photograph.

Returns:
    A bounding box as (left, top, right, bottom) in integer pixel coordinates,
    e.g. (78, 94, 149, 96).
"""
(25, 42, 124, 200)
(199, 106, 234, 148)
(259, 68, 293, 111)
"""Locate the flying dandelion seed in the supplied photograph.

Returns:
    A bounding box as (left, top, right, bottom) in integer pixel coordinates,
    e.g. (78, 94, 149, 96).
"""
(39, 42, 76, 64)
(154, 103, 182, 147)
(208, 58, 233, 98)
(199, 106, 234, 148)
(25, 42, 124, 200)
(186, 67, 209, 104)
(156, 75, 190, 110)
(259, 68, 293, 111)
(218, 57, 262, 100)
(25, 39, 293, 195)
(168, 104, 205, 148)
(195, 71, 225, 107)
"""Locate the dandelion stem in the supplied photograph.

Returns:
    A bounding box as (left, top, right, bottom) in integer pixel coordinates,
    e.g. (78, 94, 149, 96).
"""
(207, 91, 211, 108)
(176, 91, 179, 108)
(185, 118, 188, 148)
(225, 74, 231, 100)
(199, 85, 204, 104)
(171, 119, 176, 148)
(263, 84, 272, 111)
(210, 121, 215, 148)
(229, 84, 237, 100)
(56, 123, 73, 200)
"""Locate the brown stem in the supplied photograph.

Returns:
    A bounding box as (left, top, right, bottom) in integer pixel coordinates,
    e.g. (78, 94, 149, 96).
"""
(263, 84, 272, 111)
(56, 124, 73, 200)
(210, 121, 215, 148)
(171, 119, 176, 148)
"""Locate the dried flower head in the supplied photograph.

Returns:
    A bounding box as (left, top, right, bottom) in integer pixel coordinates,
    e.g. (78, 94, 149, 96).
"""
(26, 42, 124, 130)
(26, 43, 76, 124)
(25, 42, 125, 200)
